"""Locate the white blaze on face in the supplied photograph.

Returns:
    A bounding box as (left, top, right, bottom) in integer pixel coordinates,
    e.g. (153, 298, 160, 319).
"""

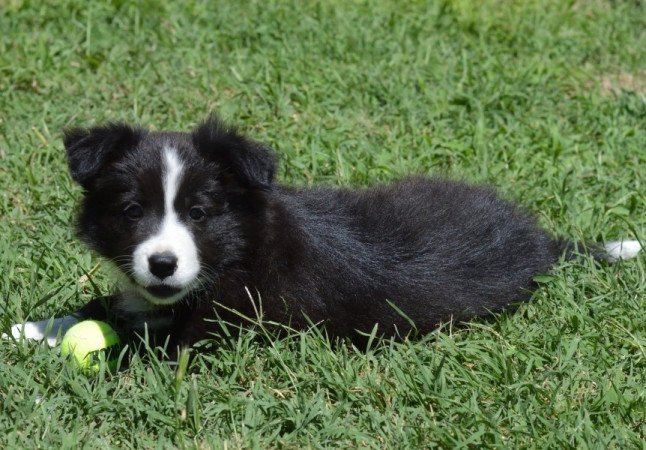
(132, 147, 200, 304)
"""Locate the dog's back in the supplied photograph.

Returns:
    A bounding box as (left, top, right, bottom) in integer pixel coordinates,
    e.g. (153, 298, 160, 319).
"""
(219, 177, 561, 341)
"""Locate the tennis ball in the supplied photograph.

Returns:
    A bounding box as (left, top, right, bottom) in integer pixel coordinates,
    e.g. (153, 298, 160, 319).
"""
(60, 320, 121, 372)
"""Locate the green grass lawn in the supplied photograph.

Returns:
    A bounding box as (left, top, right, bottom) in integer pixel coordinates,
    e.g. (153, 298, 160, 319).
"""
(1, 0, 645, 447)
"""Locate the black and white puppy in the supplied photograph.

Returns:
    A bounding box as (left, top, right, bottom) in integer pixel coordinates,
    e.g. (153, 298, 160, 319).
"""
(7, 116, 642, 353)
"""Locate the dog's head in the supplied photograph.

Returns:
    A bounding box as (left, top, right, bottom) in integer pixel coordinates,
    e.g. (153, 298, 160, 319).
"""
(64, 116, 276, 306)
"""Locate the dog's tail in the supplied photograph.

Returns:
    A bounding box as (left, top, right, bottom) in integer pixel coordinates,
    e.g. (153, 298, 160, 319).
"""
(561, 239, 643, 262)
(601, 239, 643, 262)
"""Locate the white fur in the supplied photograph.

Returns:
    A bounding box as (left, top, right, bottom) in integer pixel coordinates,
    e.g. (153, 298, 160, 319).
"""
(604, 240, 642, 262)
(2, 315, 79, 347)
(114, 287, 160, 313)
(131, 147, 200, 304)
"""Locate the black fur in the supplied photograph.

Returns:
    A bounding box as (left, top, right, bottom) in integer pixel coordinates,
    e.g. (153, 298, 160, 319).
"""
(66, 117, 575, 351)
(64, 123, 146, 189)
(192, 116, 276, 190)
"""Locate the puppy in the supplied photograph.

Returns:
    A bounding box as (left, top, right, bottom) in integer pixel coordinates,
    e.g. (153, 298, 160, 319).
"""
(6, 116, 642, 353)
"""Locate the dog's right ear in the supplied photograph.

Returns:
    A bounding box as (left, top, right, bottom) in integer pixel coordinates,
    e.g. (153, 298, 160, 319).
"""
(63, 123, 145, 189)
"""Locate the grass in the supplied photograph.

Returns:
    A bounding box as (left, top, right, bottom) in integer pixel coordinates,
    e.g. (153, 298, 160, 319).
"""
(1, 0, 645, 447)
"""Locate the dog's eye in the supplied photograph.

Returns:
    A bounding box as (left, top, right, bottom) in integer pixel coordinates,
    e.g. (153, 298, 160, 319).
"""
(188, 207, 206, 222)
(124, 203, 143, 221)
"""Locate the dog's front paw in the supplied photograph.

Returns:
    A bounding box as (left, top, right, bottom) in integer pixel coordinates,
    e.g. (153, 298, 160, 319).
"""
(2, 316, 80, 347)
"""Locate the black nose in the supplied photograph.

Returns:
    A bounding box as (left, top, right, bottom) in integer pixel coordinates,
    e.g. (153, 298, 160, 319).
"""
(148, 252, 178, 279)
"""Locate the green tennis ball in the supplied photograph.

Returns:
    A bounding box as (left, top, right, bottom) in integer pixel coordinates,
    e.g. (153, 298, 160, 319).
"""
(60, 320, 121, 372)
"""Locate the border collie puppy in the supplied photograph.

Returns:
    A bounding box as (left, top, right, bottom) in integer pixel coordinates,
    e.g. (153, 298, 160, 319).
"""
(6, 116, 642, 353)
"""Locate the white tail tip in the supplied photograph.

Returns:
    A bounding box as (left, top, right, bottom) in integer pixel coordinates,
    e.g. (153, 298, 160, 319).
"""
(604, 240, 642, 262)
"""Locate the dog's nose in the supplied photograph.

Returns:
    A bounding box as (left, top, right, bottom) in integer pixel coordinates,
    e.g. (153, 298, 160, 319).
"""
(148, 252, 178, 279)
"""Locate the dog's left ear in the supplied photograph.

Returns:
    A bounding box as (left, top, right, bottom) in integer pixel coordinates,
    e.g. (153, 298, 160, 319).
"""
(64, 123, 145, 189)
(192, 116, 276, 191)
